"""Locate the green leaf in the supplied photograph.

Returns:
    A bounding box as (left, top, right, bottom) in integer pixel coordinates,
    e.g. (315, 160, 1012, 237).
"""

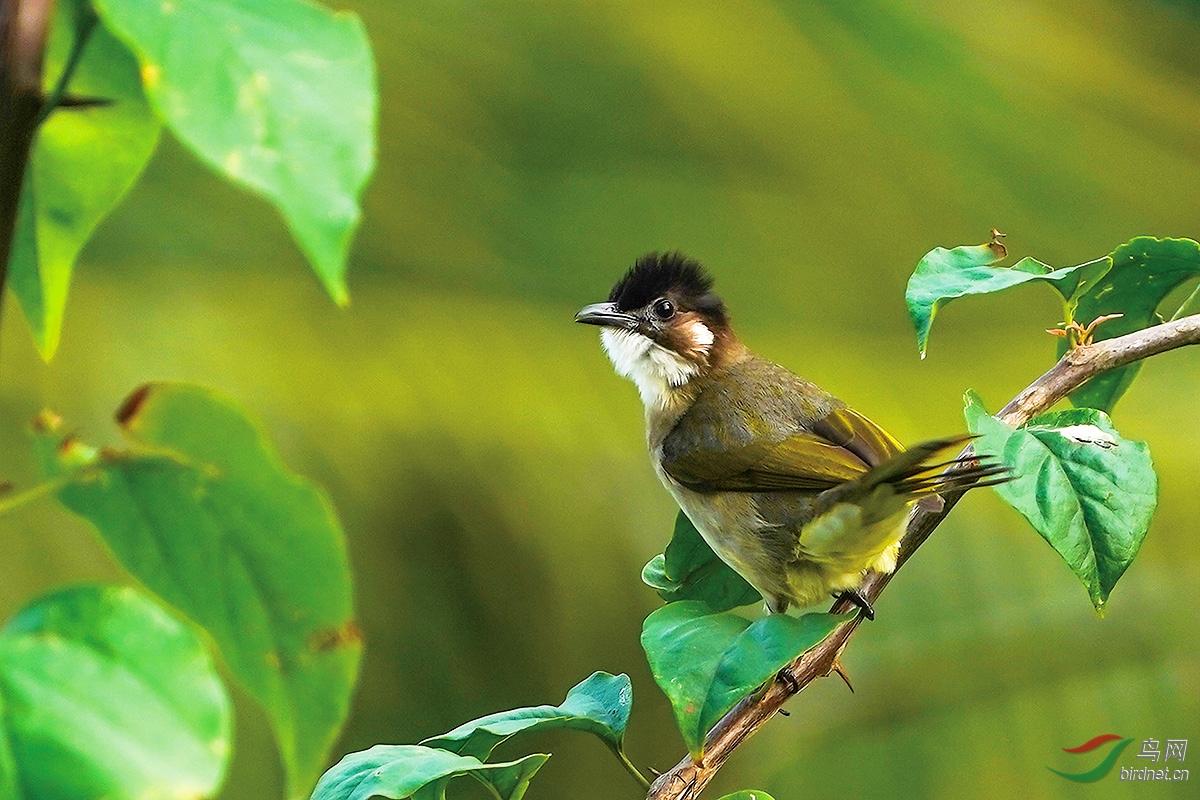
(33, 383, 360, 799)
(641, 513, 761, 612)
(964, 391, 1157, 610)
(641, 601, 850, 757)
(716, 793, 778, 800)
(0, 691, 19, 800)
(422, 671, 631, 761)
(1062, 237, 1200, 411)
(90, 0, 378, 303)
(0, 585, 231, 800)
(9, 0, 160, 359)
(310, 746, 548, 800)
(905, 237, 1109, 357)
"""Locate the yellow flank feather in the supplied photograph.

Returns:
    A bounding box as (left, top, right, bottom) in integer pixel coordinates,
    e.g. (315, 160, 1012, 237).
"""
(788, 493, 912, 608)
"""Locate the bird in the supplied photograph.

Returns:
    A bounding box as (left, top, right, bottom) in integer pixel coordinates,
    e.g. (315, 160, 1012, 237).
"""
(575, 252, 1006, 618)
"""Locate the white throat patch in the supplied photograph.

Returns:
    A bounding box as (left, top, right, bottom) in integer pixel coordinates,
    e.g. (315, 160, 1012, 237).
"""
(600, 327, 706, 407)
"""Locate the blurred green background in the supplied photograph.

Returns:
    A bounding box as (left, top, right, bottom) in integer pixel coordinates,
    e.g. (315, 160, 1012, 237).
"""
(1, 0, 1198, 797)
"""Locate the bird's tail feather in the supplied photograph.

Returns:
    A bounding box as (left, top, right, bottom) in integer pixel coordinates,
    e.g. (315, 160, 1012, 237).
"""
(796, 435, 1009, 568)
(817, 434, 1010, 511)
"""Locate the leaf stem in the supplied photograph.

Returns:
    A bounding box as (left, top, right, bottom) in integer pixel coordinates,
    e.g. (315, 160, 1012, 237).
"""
(1170, 280, 1200, 322)
(36, 6, 97, 125)
(610, 745, 651, 791)
(0, 473, 70, 516)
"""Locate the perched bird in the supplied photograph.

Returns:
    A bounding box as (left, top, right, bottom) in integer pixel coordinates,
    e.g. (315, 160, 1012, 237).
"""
(576, 252, 1005, 617)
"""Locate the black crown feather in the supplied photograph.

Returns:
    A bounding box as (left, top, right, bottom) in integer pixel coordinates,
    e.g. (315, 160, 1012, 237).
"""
(608, 253, 724, 322)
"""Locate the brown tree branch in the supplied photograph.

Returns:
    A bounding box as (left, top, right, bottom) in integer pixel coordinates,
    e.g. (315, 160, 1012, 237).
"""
(648, 311, 1200, 799)
(0, 0, 54, 309)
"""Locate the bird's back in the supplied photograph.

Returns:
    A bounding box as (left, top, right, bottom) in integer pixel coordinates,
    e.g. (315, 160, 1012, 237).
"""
(661, 354, 846, 461)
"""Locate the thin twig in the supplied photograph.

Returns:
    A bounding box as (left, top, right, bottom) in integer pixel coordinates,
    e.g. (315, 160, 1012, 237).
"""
(1, 0, 55, 326)
(0, 473, 72, 515)
(648, 312, 1200, 799)
(36, 6, 96, 125)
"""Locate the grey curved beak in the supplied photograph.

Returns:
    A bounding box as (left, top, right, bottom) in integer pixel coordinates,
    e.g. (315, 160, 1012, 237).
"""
(575, 302, 638, 330)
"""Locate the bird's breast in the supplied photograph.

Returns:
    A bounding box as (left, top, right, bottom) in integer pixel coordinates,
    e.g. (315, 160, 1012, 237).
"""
(651, 458, 787, 596)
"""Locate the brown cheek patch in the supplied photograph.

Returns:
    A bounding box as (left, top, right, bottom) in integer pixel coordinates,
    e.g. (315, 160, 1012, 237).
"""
(665, 313, 713, 363)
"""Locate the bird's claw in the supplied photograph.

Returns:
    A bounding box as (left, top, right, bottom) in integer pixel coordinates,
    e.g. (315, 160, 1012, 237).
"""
(839, 587, 875, 620)
(775, 667, 800, 694)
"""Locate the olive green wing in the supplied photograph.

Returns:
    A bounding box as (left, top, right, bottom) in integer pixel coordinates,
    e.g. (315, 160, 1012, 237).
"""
(808, 410, 1007, 506)
(662, 403, 906, 493)
(659, 359, 907, 493)
(810, 406, 904, 468)
(662, 429, 871, 492)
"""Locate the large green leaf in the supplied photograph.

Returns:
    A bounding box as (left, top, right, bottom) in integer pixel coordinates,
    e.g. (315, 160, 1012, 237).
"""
(717, 793, 778, 800)
(1062, 237, 1200, 411)
(310, 746, 548, 800)
(9, 0, 160, 359)
(91, 0, 378, 303)
(33, 383, 360, 798)
(0, 585, 231, 800)
(641, 601, 850, 757)
(422, 671, 632, 760)
(641, 512, 761, 612)
(964, 391, 1157, 611)
(905, 237, 1109, 357)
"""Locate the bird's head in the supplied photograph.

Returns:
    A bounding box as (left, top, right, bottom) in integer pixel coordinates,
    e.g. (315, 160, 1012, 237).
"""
(575, 252, 734, 406)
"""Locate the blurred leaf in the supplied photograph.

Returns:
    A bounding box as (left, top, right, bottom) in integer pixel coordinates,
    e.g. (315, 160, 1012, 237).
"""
(641, 513, 761, 611)
(90, 0, 377, 303)
(716, 793, 777, 800)
(1062, 236, 1200, 410)
(0, 585, 231, 800)
(311, 746, 547, 800)
(0, 691, 18, 800)
(905, 237, 1109, 357)
(33, 383, 359, 799)
(421, 671, 631, 760)
(9, 0, 160, 360)
(641, 601, 849, 757)
(964, 391, 1157, 610)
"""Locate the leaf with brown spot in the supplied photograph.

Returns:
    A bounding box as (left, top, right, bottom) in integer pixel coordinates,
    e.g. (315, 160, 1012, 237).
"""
(309, 620, 363, 653)
(33, 383, 359, 799)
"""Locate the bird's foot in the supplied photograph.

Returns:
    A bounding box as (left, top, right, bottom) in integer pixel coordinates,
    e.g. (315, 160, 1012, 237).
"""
(839, 588, 875, 620)
(775, 667, 800, 694)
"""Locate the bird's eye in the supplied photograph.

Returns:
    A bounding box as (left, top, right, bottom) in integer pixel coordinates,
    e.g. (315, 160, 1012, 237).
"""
(652, 298, 676, 320)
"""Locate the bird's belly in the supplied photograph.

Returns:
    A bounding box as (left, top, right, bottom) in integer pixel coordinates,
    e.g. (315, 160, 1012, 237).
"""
(654, 466, 791, 599)
(653, 462, 908, 610)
